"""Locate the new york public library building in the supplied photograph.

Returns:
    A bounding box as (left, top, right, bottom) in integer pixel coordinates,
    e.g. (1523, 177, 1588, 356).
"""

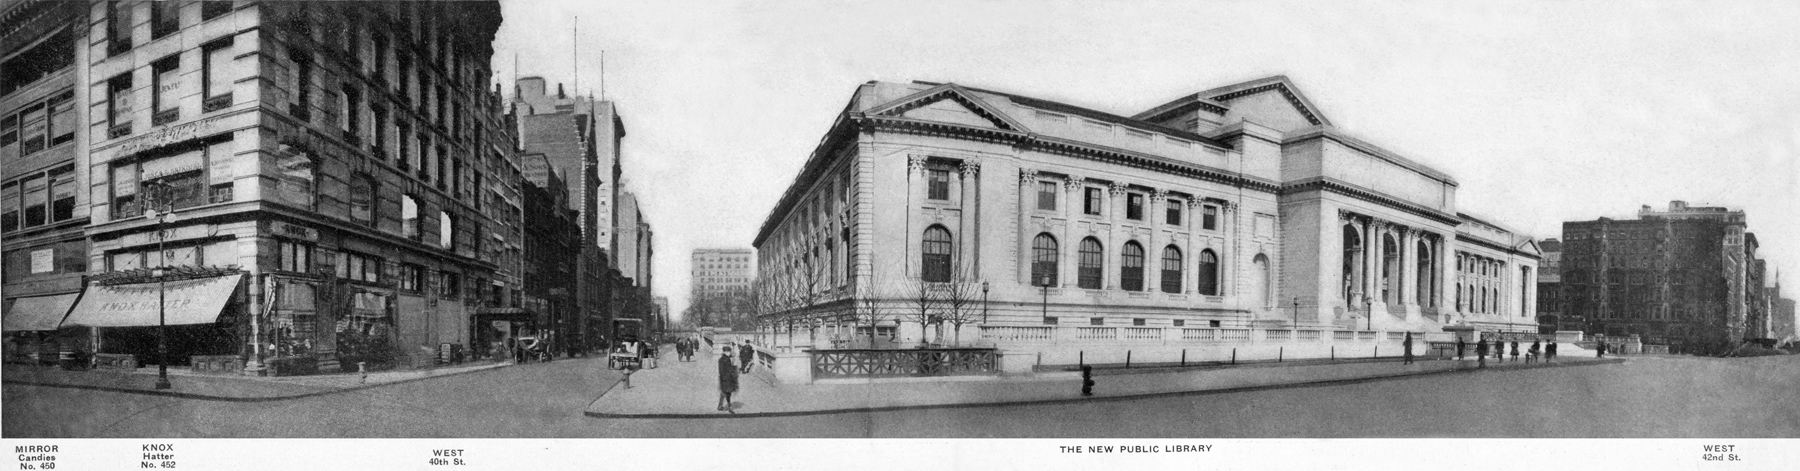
(750, 76, 1542, 381)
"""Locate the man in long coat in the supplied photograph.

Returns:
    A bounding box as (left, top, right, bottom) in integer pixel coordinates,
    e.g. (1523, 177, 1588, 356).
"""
(718, 346, 739, 413)
(1456, 337, 1467, 360)
(1476, 337, 1489, 368)
(1403, 332, 1415, 365)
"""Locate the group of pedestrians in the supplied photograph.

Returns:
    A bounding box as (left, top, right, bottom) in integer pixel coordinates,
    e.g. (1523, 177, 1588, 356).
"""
(1455, 336, 1558, 368)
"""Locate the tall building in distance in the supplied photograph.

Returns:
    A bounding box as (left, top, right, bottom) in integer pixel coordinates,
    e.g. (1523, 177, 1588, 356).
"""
(2, 0, 90, 360)
(753, 77, 1541, 356)
(689, 248, 754, 328)
(1561, 200, 1764, 352)
(1536, 238, 1562, 333)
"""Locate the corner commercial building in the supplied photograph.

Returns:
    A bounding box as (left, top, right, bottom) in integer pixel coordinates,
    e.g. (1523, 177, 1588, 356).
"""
(7, 0, 528, 374)
(752, 77, 1540, 360)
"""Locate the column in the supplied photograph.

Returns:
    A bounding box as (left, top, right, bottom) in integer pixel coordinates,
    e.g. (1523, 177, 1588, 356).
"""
(1017, 169, 1037, 285)
(1185, 198, 1202, 296)
(1362, 217, 1378, 309)
(907, 155, 927, 278)
(1146, 189, 1166, 294)
(1401, 228, 1419, 306)
(1106, 182, 1127, 290)
(1224, 200, 1240, 299)
(1061, 175, 1082, 289)
(958, 159, 981, 279)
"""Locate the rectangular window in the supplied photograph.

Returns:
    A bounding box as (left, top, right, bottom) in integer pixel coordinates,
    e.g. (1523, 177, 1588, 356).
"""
(277, 240, 313, 273)
(152, 56, 181, 125)
(927, 168, 949, 200)
(1036, 181, 1056, 210)
(291, 53, 312, 120)
(342, 85, 361, 139)
(372, 33, 388, 79)
(202, 1, 232, 20)
(1165, 199, 1182, 225)
(1, 28, 74, 96)
(439, 271, 461, 298)
(1, 114, 15, 160)
(0, 183, 16, 231)
(1083, 187, 1102, 216)
(107, 1, 132, 54)
(349, 174, 376, 226)
(21, 175, 46, 227)
(398, 264, 422, 291)
(1090, 317, 1104, 326)
(203, 40, 233, 110)
(370, 105, 388, 158)
(1203, 205, 1218, 230)
(49, 166, 74, 222)
(395, 123, 412, 170)
(102, 74, 130, 137)
(336, 251, 382, 283)
(1043, 316, 1058, 325)
(17, 103, 45, 154)
(151, 0, 180, 38)
(1126, 193, 1144, 220)
(1173, 319, 1185, 327)
(1133, 318, 1146, 326)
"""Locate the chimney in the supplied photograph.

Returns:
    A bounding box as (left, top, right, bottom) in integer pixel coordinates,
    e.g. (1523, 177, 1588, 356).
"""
(557, 83, 566, 99)
(1670, 200, 1687, 211)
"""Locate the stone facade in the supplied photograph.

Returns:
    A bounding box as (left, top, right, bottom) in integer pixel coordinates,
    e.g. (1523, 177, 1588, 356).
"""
(689, 248, 754, 328)
(752, 77, 1540, 355)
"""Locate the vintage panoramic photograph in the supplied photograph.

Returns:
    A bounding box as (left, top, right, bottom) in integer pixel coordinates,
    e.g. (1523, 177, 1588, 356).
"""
(2, 0, 1798, 465)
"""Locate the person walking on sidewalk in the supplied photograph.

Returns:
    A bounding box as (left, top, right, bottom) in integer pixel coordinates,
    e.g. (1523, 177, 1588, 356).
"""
(1403, 332, 1415, 365)
(718, 346, 739, 413)
(1510, 341, 1520, 363)
(1547, 341, 1557, 362)
(1475, 337, 1489, 368)
(1529, 340, 1541, 362)
(1456, 337, 1467, 361)
(739, 342, 755, 374)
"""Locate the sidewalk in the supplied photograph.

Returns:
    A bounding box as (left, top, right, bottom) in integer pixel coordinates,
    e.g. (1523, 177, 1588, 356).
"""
(586, 350, 1624, 418)
(2, 359, 512, 401)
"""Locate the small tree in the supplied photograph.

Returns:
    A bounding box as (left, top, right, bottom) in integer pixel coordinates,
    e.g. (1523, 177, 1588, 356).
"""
(904, 274, 944, 347)
(937, 263, 985, 346)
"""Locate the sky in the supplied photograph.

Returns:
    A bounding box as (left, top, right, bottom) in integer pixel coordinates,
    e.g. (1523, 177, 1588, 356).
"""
(490, 0, 1800, 323)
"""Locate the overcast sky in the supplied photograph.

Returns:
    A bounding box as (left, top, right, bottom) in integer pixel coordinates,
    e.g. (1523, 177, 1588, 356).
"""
(491, 0, 1800, 322)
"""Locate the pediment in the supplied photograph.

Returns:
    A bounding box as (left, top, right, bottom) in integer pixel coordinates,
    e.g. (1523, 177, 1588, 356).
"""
(865, 83, 1031, 133)
(1201, 76, 1332, 131)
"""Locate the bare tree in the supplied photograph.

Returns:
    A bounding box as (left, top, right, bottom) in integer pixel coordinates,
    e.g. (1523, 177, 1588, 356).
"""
(904, 273, 944, 347)
(937, 263, 985, 347)
(852, 259, 902, 349)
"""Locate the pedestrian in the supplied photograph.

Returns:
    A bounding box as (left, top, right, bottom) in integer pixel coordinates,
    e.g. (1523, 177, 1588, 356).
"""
(1597, 341, 1606, 358)
(1403, 332, 1415, 365)
(1475, 337, 1488, 368)
(718, 346, 739, 413)
(739, 341, 756, 374)
(1529, 340, 1541, 362)
(1510, 340, 1519, 363)
(1456, 337, 1467, 360)
(1547, 341, 1557, 361)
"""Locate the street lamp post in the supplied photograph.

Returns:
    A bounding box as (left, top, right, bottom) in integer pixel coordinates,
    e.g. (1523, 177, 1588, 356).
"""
(980, 281, 990, 324)
(1292, 297, 1300, 327)
(145, 182, 174, 390)
(1365, 295, 1374, 331)
(1039, 275, 1052, 322)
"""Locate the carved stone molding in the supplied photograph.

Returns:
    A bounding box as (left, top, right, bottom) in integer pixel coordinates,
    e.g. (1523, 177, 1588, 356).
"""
(959, 159, 981, 177)
(1152, 189, 1169, 201)
(907, 155, 928, 173)
(1063, 175, 1085, 191)
(1107, 182, 1127, 197)
(1018, 168, 1039, 186)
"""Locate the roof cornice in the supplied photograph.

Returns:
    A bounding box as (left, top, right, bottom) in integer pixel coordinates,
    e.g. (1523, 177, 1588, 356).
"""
(1284, 126, 1459, 186)
(1281, 176, 1462, 225)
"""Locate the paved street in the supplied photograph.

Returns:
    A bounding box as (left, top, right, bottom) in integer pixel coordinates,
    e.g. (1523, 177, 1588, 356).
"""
(6, 354, 1798, 438)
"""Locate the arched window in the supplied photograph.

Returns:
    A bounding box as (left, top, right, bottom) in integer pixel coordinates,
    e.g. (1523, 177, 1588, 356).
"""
(1032, 233, 1058, 286)
(1479, 287, 1488, 314)
(1342, 225, 1361, 306)
(1415, 240, 1433, 307)
(1120, 242, 1145, 291)
(1078, 237, 1103, 289)
(922, 225, 952, 282)
(1197, 249, 1220, 296)
(401, 194, 421, 240)
(1160, 245, 1183, 293)
(438, 210, 455, 249)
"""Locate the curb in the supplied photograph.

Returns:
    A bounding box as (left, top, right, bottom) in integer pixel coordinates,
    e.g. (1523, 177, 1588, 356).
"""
(2, 362, 514, 402)
(583, 358, 1627, 419)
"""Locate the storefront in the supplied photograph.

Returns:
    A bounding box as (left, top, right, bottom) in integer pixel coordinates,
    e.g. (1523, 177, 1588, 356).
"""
(2, 293, 81, 364)
(471, 308, 537, 361)
(60, 273, 245, 368)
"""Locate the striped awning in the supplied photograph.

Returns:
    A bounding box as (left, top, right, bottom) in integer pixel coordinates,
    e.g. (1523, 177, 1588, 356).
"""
(2, 293, 79, 332)
(61, 274, 242, 327)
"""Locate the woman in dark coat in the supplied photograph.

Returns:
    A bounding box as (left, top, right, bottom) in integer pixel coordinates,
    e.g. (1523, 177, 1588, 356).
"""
(718, 346, 739, 413)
